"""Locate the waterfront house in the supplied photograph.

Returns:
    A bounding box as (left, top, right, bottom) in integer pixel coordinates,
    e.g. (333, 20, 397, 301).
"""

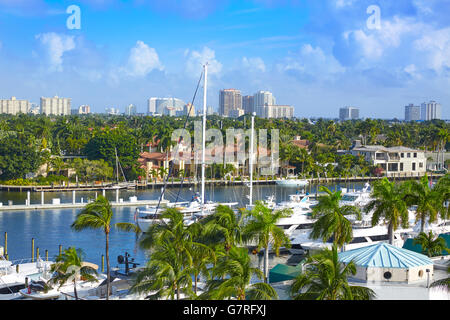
(349, 140, 427, 177)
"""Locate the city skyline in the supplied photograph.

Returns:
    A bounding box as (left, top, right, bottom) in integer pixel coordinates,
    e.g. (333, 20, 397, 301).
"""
(0, 1, 449, 119)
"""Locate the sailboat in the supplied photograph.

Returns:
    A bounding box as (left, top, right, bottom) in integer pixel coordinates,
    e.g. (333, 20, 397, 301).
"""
(135, 63, 237, 231)
(108, 148, 135, 190)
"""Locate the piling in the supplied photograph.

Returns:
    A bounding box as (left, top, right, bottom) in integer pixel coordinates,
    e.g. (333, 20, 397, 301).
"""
(72, 190, 76, 205)
(116, 189, 119, 203)
(41, 191, 44, 205)
(27, 191, 31, 206)
(59, 244, 62, 256)
(36, 247, 39, 260)
(101, 255, 105, 273)
(4, 232, 7, 258)
(31, 238, 35, 262)
(102, 189, 106, 197)
(16, 264, 19, 273)
(45, 250, 48, 261)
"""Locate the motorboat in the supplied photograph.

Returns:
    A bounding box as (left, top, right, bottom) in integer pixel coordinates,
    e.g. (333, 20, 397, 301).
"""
(276, 177, 309, 187)
(0, 257, 53, 300)
(290, 224, 414, 255)
(135, 194, 238, 232)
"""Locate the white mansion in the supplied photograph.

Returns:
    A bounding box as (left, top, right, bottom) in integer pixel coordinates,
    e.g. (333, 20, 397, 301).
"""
(349, 141, 426, 177)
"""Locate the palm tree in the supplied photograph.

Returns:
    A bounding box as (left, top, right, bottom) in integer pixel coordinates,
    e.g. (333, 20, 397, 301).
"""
(200, 246, 278, 300)
(49, 247, 98, 300)
(290, 244, 376, 300)
(403, 175, 444, 233)
(201, 205, 244, 252)
(130, 239, 194, 300)
(310, 186, 361, 250)
(365, 178, 409, 245)
(242, 201, 293, 283)
(71, 195, 140, 300)
(413, 231, 449, 257)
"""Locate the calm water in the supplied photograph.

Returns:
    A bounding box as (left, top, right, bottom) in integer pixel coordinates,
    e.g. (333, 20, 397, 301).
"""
(0, 181, 366, 269)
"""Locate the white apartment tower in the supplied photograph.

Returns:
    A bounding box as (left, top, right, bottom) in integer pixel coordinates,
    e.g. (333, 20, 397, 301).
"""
(40, 96, 71, 116)
(421, 101, 442, 121)
(0, 97, 30, 115)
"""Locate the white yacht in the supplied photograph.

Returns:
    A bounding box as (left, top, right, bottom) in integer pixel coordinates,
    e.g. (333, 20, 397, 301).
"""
(276, 177, 309, 187)
(0, 257, 53, 300)
(290, 224, 414, 255)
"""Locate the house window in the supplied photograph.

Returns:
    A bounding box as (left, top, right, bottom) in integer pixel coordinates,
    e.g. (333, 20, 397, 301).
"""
(400, 163, 404, 171)
(414, 153, 417, 158)
(412, 163, 416, 171)
(419, 162, 423, 168)
(407, 153, 411, 158)
(401, 153, 404, 158)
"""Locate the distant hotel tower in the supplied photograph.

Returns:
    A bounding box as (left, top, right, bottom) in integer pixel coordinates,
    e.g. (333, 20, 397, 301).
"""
(219, 89, 242, 117)
(339, 106, 359, 121)
(78, 105, 91, 114)
(404, 104, 420, 121)
(40, 96, 71, 116)
(421, 101, 442, 121)
(0, 97, 30, 115)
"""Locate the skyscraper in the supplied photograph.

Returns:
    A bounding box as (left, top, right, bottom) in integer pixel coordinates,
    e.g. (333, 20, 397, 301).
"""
(125, 104, 137, 116)
(0, 97, 30, 115)
(78, 105, 91, 114)
(148, 97, 185, 116)
(40, 96, 71, 116)
(242, 95, 254, 114)
(219, 89, 242, 117)
(421, 101, 442, 121)
(339, 107, 359, 121)
(404, 104, 420, 121)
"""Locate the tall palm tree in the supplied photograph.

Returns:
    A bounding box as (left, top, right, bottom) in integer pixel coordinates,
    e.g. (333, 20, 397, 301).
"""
(130, 239, 194, 300)
(413, 231, 449, 257)
(242, 201, 292, 283)
(71, 195, 140, 300)
(200, 246, 278, 300)
(49, 247, 98, 300)
(310, 186, 361, 250)
(365, 178, 409, 245)
(201, 205, 244, 252)
(403, 175, 444, 233)
(290, 244, 376, 300)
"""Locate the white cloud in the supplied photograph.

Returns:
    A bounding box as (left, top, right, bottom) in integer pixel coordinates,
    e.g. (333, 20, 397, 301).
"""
(185, 47, 222, 76)
(277, 44, 344, 81)
(414, 27, 450, 73)
(36, 32, 75, 72)
(124, 40, 163, 77)
(242, 57, 266, 72)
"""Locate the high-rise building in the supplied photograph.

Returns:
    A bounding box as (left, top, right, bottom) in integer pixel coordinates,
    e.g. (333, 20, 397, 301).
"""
(421, 101, 442, 121)
(404, 104, 420, 121)
(106, 107, 120, 115)
(78, 105, 91, 114)
(339, 106, 359, 121)
(184, 103, 196, 117)
(254, 91, 276, 118)
(125, 104, 137, 116)
(219, 89, 242, 117)
(258, 105, 294, 119)
(40, 96, 71, 116)
(242, 95, 254, 114)
(0, 97, 30, 115)
(148, 97, 185, 116)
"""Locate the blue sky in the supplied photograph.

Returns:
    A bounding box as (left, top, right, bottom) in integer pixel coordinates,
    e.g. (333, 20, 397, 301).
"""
(0, 0, 449, 119)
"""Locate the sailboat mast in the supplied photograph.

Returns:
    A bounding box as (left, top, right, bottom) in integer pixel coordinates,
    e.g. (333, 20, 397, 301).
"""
(201, 63, 208, 208)
(115, 147, 119, 183)
(249, 112, 255, 206)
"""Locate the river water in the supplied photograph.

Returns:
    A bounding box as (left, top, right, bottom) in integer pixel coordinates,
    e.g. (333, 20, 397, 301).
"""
(0, 181, 366, 270)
